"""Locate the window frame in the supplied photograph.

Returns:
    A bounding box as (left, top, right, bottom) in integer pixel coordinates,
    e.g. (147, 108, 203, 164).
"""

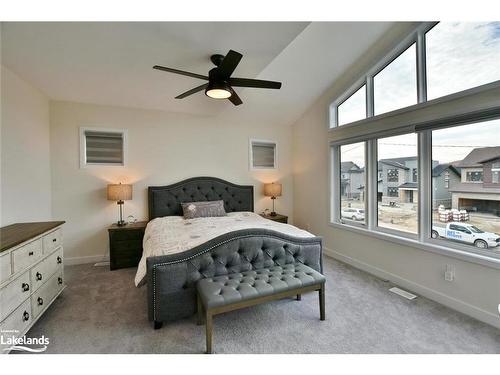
(79, 127, 128, 168)
(328, 22, 500, 269)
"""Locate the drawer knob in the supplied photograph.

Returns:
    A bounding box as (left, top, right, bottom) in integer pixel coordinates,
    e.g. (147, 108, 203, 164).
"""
(52, 238, 57, 242)
(22, 283, 30, 292)
(23, 311, 30, 321)
(57, 256, 62, 264)
(58, 277, 63, 285)
(37, 297, 44, 306)
(36, 272, 43, 281)
(28, 251, 34, 256)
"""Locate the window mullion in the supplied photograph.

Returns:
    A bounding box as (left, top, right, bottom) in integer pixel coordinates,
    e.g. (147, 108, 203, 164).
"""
(418, 130, 432, 242)
(416, 29, 427, 103)
(330, 145, 341, 223)
(366, 139, 378, 230)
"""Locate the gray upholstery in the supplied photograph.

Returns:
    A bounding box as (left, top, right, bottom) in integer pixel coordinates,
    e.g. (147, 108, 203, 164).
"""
(149, 177, 254, 219)
(197, 263, 326, 308)
(147, 228, 322, 323)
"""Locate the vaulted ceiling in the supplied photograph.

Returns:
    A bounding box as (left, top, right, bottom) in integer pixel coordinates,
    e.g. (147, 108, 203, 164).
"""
(1, 22, 397, 126)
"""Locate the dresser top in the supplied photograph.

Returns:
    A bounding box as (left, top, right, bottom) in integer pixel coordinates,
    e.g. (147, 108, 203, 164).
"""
(0, 221, 65, 253)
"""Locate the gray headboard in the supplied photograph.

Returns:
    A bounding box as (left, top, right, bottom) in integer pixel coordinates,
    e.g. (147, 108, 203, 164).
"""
(148, 177, 254, 219)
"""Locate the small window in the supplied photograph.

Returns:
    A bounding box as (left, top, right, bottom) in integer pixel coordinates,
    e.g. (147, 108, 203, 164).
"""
(426, 22, 500, 100)
(492, 162, 500, 183)
(337, 85, 366, 126)
(80, 128, 127, 168)
(466, 171, 483, 182)
(412, 168, 418, 183)
(387, 169, 399, 182)
(250, 139, 277, 169)
(444, 171, 450, 188)
(387, 187, 399, 197)
(374, 43, 417, 115)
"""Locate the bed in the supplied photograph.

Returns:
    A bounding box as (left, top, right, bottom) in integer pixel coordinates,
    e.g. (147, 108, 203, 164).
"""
(142, 177, 323, 328)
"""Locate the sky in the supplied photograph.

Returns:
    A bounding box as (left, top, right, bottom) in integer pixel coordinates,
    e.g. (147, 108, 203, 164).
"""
(340, 22, 500, 166)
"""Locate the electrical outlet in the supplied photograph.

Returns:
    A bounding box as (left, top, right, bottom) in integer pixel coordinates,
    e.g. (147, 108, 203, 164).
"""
(444, 264, 455, 282)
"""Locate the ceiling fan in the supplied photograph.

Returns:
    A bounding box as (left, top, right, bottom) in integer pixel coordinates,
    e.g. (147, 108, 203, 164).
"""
(153, 49, 282, 106)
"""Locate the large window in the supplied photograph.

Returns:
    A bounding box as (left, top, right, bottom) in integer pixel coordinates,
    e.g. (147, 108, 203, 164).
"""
(329, 22, 500, 264)
(338, 85, 366, 126)
(377, 134, 418, 234)
(426, 22, 500, 100)
(374, 44, 417, 115)
(340, 143, 365, 225)
(431, 120, 500, 253)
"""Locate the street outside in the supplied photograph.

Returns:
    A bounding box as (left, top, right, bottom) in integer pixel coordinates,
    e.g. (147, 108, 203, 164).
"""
(341, 198, 500, 252)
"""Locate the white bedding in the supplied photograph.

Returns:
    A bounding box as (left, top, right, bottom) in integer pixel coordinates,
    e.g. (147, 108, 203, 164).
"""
(135, 212, 313, 286)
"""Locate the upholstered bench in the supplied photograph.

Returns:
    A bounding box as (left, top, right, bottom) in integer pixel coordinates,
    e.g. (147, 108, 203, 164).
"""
(196, 263, 326, 353)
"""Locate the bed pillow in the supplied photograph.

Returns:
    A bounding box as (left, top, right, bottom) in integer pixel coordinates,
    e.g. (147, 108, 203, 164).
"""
(181, 200, 227, 219)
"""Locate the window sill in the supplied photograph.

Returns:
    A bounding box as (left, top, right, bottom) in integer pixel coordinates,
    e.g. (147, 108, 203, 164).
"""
(328, 221, 500, 270)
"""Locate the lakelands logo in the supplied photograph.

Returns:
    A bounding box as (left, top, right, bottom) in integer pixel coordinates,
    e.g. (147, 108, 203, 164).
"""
(1, 330, 49, 353)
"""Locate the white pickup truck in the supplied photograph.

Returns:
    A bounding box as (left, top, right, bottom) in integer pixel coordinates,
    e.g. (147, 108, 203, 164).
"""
(432, 222, 500, 249)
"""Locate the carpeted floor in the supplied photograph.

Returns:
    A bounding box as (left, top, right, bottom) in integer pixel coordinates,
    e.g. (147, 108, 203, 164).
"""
(25, 257, 499, 354)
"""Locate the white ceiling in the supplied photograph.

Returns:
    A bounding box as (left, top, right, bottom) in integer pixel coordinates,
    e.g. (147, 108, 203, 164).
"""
(1, 22, 397, 125)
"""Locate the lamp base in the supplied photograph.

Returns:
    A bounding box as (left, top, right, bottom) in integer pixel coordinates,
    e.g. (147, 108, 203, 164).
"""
(116, 220, 127, 227)
(270, 211, 277, 217)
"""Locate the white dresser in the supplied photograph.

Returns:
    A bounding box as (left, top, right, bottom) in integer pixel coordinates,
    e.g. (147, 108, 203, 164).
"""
(0, 221, 65, 353)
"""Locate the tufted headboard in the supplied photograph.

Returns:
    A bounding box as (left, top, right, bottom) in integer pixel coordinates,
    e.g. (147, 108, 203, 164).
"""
(148, 177, 254, 219)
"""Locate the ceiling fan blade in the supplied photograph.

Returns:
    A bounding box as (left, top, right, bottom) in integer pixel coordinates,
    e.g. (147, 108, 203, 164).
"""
(229, 77, 282, 89)
(228, 90, 243, 106)
(175, 83, 209, 99)
(153, 65, 208, 81)
(217, 50, 243, 78)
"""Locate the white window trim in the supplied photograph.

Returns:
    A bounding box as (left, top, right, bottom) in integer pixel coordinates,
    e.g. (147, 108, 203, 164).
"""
(79, 127, 128, 168)
(328, 22, 500, 268)
(248, 138, 278, 171)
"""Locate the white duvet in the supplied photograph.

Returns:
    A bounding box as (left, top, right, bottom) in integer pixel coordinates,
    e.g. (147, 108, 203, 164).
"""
(135, 212, 313, 286)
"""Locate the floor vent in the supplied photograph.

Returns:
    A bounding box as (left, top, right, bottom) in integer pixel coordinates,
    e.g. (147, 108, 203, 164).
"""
(94, 261, 110, 267)
(389, 287, 417, 300)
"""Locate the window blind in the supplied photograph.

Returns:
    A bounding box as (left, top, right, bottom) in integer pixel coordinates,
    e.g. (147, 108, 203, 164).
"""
(252, 142, 276, 168)
(85, 131, 124, 165)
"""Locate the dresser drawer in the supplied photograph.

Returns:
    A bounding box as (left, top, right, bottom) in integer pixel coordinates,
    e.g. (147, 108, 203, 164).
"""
(31, 270, 64, 319)
(0, 252, 11, 284)
(0, 299, 32, 343)
(30, 247, 63, 291)
(0, 271, 31, 321)
(43, 228, 62, 254)
(12, 239, 43, 274)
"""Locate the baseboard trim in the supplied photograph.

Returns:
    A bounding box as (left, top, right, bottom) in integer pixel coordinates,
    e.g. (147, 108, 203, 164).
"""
(323, 247, 500, 329)
(65, 255, 109, 266)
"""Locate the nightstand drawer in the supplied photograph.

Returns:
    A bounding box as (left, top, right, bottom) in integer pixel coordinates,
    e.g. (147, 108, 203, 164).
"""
(110, 229, 144, 241)
(111, 239, 143, 252)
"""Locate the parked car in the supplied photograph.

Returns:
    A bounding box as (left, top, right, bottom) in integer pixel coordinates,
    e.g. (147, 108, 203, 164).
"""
(341, 208, 365, 221)
(431, 222, 500, 249)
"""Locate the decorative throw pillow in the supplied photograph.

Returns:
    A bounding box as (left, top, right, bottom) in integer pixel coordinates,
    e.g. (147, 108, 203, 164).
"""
(181, 200, 227, 219)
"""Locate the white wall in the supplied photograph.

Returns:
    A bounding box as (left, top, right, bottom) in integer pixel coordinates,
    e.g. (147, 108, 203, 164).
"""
(291, 27, 500, 328)
(50, 101, 293, 263)
(0, 66, 52, 226)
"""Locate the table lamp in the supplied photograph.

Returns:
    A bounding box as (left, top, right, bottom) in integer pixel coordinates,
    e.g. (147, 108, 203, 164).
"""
(107, 183, 132, 226)
(264, 182, 282, 217)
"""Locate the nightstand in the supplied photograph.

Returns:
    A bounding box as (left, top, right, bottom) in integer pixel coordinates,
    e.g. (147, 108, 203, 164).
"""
(260, 213, 288, 224)
(108, 221, 147, 270)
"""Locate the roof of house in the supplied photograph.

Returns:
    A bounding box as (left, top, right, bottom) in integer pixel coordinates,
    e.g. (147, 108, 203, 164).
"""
(379, 160, 409, 170)
(341, 161, 362, 173)
(432, 163, 461, 177)
(455, 147, 500, 167)
(398, 182, 418, 189)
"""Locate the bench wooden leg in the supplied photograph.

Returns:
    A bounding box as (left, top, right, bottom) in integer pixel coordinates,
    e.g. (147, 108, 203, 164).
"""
(296, 294, 302, 301)
(319, 284, 325, 321)
(205, 310, 213, 354)
(197, 293, 204, 326)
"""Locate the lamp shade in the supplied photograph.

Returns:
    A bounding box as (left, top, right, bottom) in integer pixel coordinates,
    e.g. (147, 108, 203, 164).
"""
(107, 183, 132, 201)
(264, 183, 282, 198)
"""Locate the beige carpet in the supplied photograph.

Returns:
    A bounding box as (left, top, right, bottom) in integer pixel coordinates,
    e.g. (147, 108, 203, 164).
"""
(24, 257, 500, 354)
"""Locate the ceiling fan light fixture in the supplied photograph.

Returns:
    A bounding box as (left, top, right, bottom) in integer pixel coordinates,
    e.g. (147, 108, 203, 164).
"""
(205, 82, 232, 99)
